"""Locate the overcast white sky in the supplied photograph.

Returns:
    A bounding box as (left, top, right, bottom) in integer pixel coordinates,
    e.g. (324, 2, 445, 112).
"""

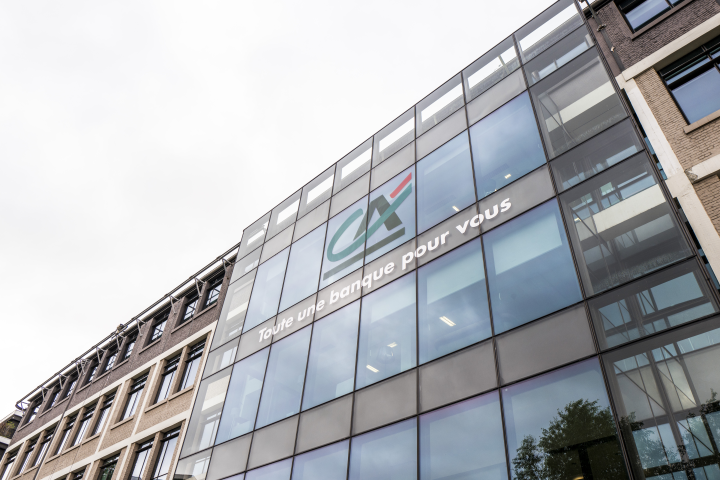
(0, 0, 557, 412)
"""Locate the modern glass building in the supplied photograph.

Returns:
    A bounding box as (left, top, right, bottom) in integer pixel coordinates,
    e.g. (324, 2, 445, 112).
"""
(171, 1, 720, 479)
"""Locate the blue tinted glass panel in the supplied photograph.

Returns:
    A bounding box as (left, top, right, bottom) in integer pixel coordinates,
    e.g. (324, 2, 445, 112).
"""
(365, 167, 416, 264)
(469, 93, 546, 200)
(672, 68, 720, 123)
(502, 359, 628, 480)
(418, 238, 491, 364)
(416, 133, 476, 233)
(256, 327, 312, 429)
(320, 197, 368, 289)
(279, 225, 327, 312)
(484, 200, 582, 333)
(291, 441, 349, 480)
(245, 459, 292, 480)
(302, 302, 360, 410)
(624, 0, 670, 30)
(244, 249, 290, 332)
(216, 349, 269, 444)
(356, 275, 417, 389)
(420, 391, 508, 480)
(349, 419, 417, 480)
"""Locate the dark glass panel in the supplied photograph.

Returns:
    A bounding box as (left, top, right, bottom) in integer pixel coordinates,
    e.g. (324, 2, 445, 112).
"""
(291, 441, 349, 480)
(245, 459, 291, 480)
(524, 26, 594, 85)
(278, 224, 326, 312)
(320, 197, 368, 289)
(348, 419, 417, 480)
(244, 248, 290, 332)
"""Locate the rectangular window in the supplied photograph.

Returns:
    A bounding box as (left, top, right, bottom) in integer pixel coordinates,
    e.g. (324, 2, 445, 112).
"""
(97, 455, 119, 480)
(298, 166, 335, 220)
(130, 440, 154, 480)
(503, 359, 628, 479)
(213, 271, 256, 349)
(334, 139, 373, 195)
(72, 469, 85, 480)
(256, 327, 312, 429)
(418, 238, 491, 364)
(122, 331, 138, 361)
(180, 341, 206, 390)
(156, 355, 181, 403)
(25, 402, 39, 424)
(244, 247, 290, 332)
(515, 0, 583, 62)
(560, 154, 692, 296)
(46, 388, 59, 411)
(603, 318, 720, 480)
(123, 375, 148, 420)
(356, 274, 417, 389)
(85, 363, 98, 385)
(420, 391, 507, 479)
(181, 292, 200, 325)
(0, 453, 16, 480)
(530, 49, 627, 159)
(62, 375, 78, 400)
(524, 26, 594, 85)
(18, 440, 36, 473)
(203, 338, 239, 380)
(303, 301, 360, 410)
(56, 416, 76, 454)
(174, 450, 212, 480)
(92, 394, 114, 436)
(484, 200, 582, 333)
(237, 212, 270, 261)
(617, 0, 686, 31)
(659, 36, 720, 124)
(72, 405, 96, 447)
(180, 368, 232, 457)
(151, 428, 180, 480)
(469, 92, 546, 199)
(33, 430, 54, 467)
(463, 36, 520, 103)
(416, 133, 476, 233)
(416, 74, 464, 136)
(292, 440, 348, 480)
(103, 350, 118, 373)
(205, 274, 224, 308)
(149, 309, 170, 343)
(278, 224, 326, 312)
(320, 197, 368, 289)
(267, 190, 302, 240)
(349, 418, 417, 480)
(372, 108, 415, 165)
(246, 459, 291, 480)
(216, 348, 269, 444)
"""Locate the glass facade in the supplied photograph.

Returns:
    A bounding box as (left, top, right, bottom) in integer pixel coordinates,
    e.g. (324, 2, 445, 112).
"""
(176, 1, 720, 479)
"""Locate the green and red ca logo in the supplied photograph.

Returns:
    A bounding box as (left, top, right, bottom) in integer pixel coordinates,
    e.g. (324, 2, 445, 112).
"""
(322, 170, 414, 282)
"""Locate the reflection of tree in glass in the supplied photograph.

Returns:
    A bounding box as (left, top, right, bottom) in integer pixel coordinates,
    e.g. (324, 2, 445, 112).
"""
(513, 399, 627, 480)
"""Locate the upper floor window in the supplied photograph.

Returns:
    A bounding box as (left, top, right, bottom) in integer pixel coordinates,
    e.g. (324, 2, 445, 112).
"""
(18, 439, 36, 473)
(180, 291, 199, 325)
(180, 342, 205, 390)
(72, 469, 85, 480)
(55, 415, 76, 455)
(0, 452, 17, 480)
(617, 0, 687, 31)
(92, 394, 115, 436)
(32, 429, 54, 467)
(204, 274, 223, 308)
(25, 401, 40, 424)
(122, 331, 138, 361)
(122, 375, 148, 420)
(659, 35, 720, 124)
(150, 428, 180, 480)
(149, 310, 170, 343)
(46, 388, 60, 411)
(155, 355, 181, 403)
(97, 455, 119, 480)
(129, 439, 154, 480)
(72, 404, 96, 446)
(62, 374, 78, 400)
(103, 349, 118, 374)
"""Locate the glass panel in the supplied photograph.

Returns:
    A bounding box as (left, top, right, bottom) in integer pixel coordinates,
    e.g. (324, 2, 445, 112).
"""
(216, 349, 270, 444)
(620, 0, 671, 30)
(320, 197, 368, 289)
(469, 93, 547, 200)
(524, 26, 594, 85)
(372, 108, 415, 166)
(420, 391, 508, 480)
(256, 327, 312, 429)
(298, 166, 335, 220)
(418, 238, 491, 364)
(245, 459, 291, 480)
(348, 418, 417, 480)
(416, 132, 476, 233)
(213, 271, 256, 349)
(207, 435, 252, 480)
(370, 142, 415, 191)
(247, 417, 298, 470)
(516, 0, 583, 62)
(550, 118, 644, 192)
(267, 191, 301, 241)
(230, 247, 261, 285)
(174, 450, 212, 480)
(530, 49, 627, 158)
(294, 200, 329, 243)
(238, 213, 271, 261)
(365, 167, 416, 264)
(180, 368, 232, 458)
(503, 359, 628, 480)
(244, 248, 290, 332)
(560, 154, 692, 296)
(672, 67, 720, 124)
(416, 74, 464, 136)
(291, 440, 349, 480)
(416, 108, 468, 160)
(590, 260, 719, 349)
(335, 138, 374, 194)
(484, 200, 582, 334)
(302, 301, 360, 410)
(204, 339, 239, 379)
(260, 225, 294, 264)
(353, 370, 417, 435)
(466, 69, 526, 126)
(356, 274, 417, 389)
(603, 319, 720, 480)
(330, 173, 370, 219)
(463, 36, 520, 102)
(296, 396, 353, 453)
(279, 224, 326, 312)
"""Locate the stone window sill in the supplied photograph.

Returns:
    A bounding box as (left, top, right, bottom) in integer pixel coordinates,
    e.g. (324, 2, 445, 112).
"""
(684, 109, 720, 134)
(112, 358, 130, 371)
(195, 303, 217, 318)
(139, 338, 162, 355)
(171, 319, 193, 334)
(81, 433, 101, 445)
(110, 415, 135, 431)
(169, 386, 194, 400)
(630, 0, 696, 40)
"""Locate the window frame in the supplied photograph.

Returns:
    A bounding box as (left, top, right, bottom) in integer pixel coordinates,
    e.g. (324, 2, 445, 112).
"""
(121, 330, 139, 362)
(155, 355, 181, 403)
(148, 309, 170, 344)
(179, 290, 200, 326)
(202, 273, 224, 309)
(55, 415, 76, 455)
(0, 452, 17, 480)
(122, 375, 148, 421)
(92, 394, 115, 437)
(615, 0, 687, 32)
(71, 405, 96, 447)
(150, 427, 181, 480)
(179, 341, 206, 391)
